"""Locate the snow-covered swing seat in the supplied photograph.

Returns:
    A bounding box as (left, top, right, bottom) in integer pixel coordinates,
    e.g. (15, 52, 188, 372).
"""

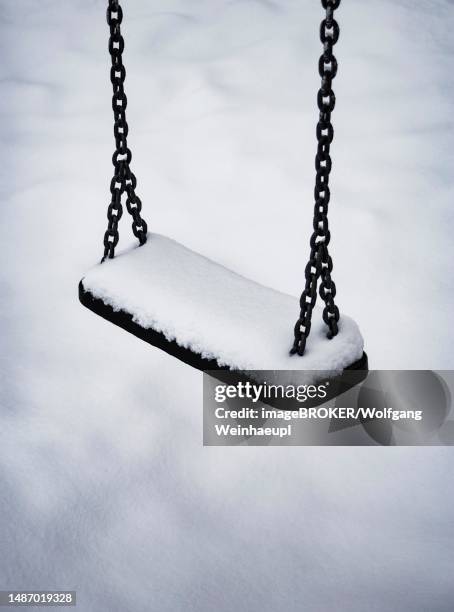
(79, 0, 367, 382)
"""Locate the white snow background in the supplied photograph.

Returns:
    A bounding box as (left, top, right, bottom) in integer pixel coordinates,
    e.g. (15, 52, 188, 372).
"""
(1, 0, 454, 610)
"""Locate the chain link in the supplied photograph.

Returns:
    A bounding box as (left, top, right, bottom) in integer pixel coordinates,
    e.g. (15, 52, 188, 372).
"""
(102, 0, 148, 261)
(290, 0, 341, 356)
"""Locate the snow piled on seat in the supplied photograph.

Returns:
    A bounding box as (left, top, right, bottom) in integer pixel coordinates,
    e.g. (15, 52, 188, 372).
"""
(82, 233, 363, 375)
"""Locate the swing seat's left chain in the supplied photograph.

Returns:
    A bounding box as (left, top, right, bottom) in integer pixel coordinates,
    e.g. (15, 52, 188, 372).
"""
(103, 0, 148, 261)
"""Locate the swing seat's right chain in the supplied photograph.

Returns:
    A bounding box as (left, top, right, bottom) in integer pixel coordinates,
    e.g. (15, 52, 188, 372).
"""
(291, 0, 341, 356)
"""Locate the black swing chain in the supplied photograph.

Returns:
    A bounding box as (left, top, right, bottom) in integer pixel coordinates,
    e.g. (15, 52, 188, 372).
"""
(102, 0, 148, 261)
(291, 0, 341, 356)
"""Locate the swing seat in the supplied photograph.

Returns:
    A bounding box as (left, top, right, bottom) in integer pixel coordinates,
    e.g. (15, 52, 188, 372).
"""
(79, 234, 366, 383)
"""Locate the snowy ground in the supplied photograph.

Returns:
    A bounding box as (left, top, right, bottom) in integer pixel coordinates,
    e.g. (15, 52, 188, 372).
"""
(1, 1, 454, 610)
